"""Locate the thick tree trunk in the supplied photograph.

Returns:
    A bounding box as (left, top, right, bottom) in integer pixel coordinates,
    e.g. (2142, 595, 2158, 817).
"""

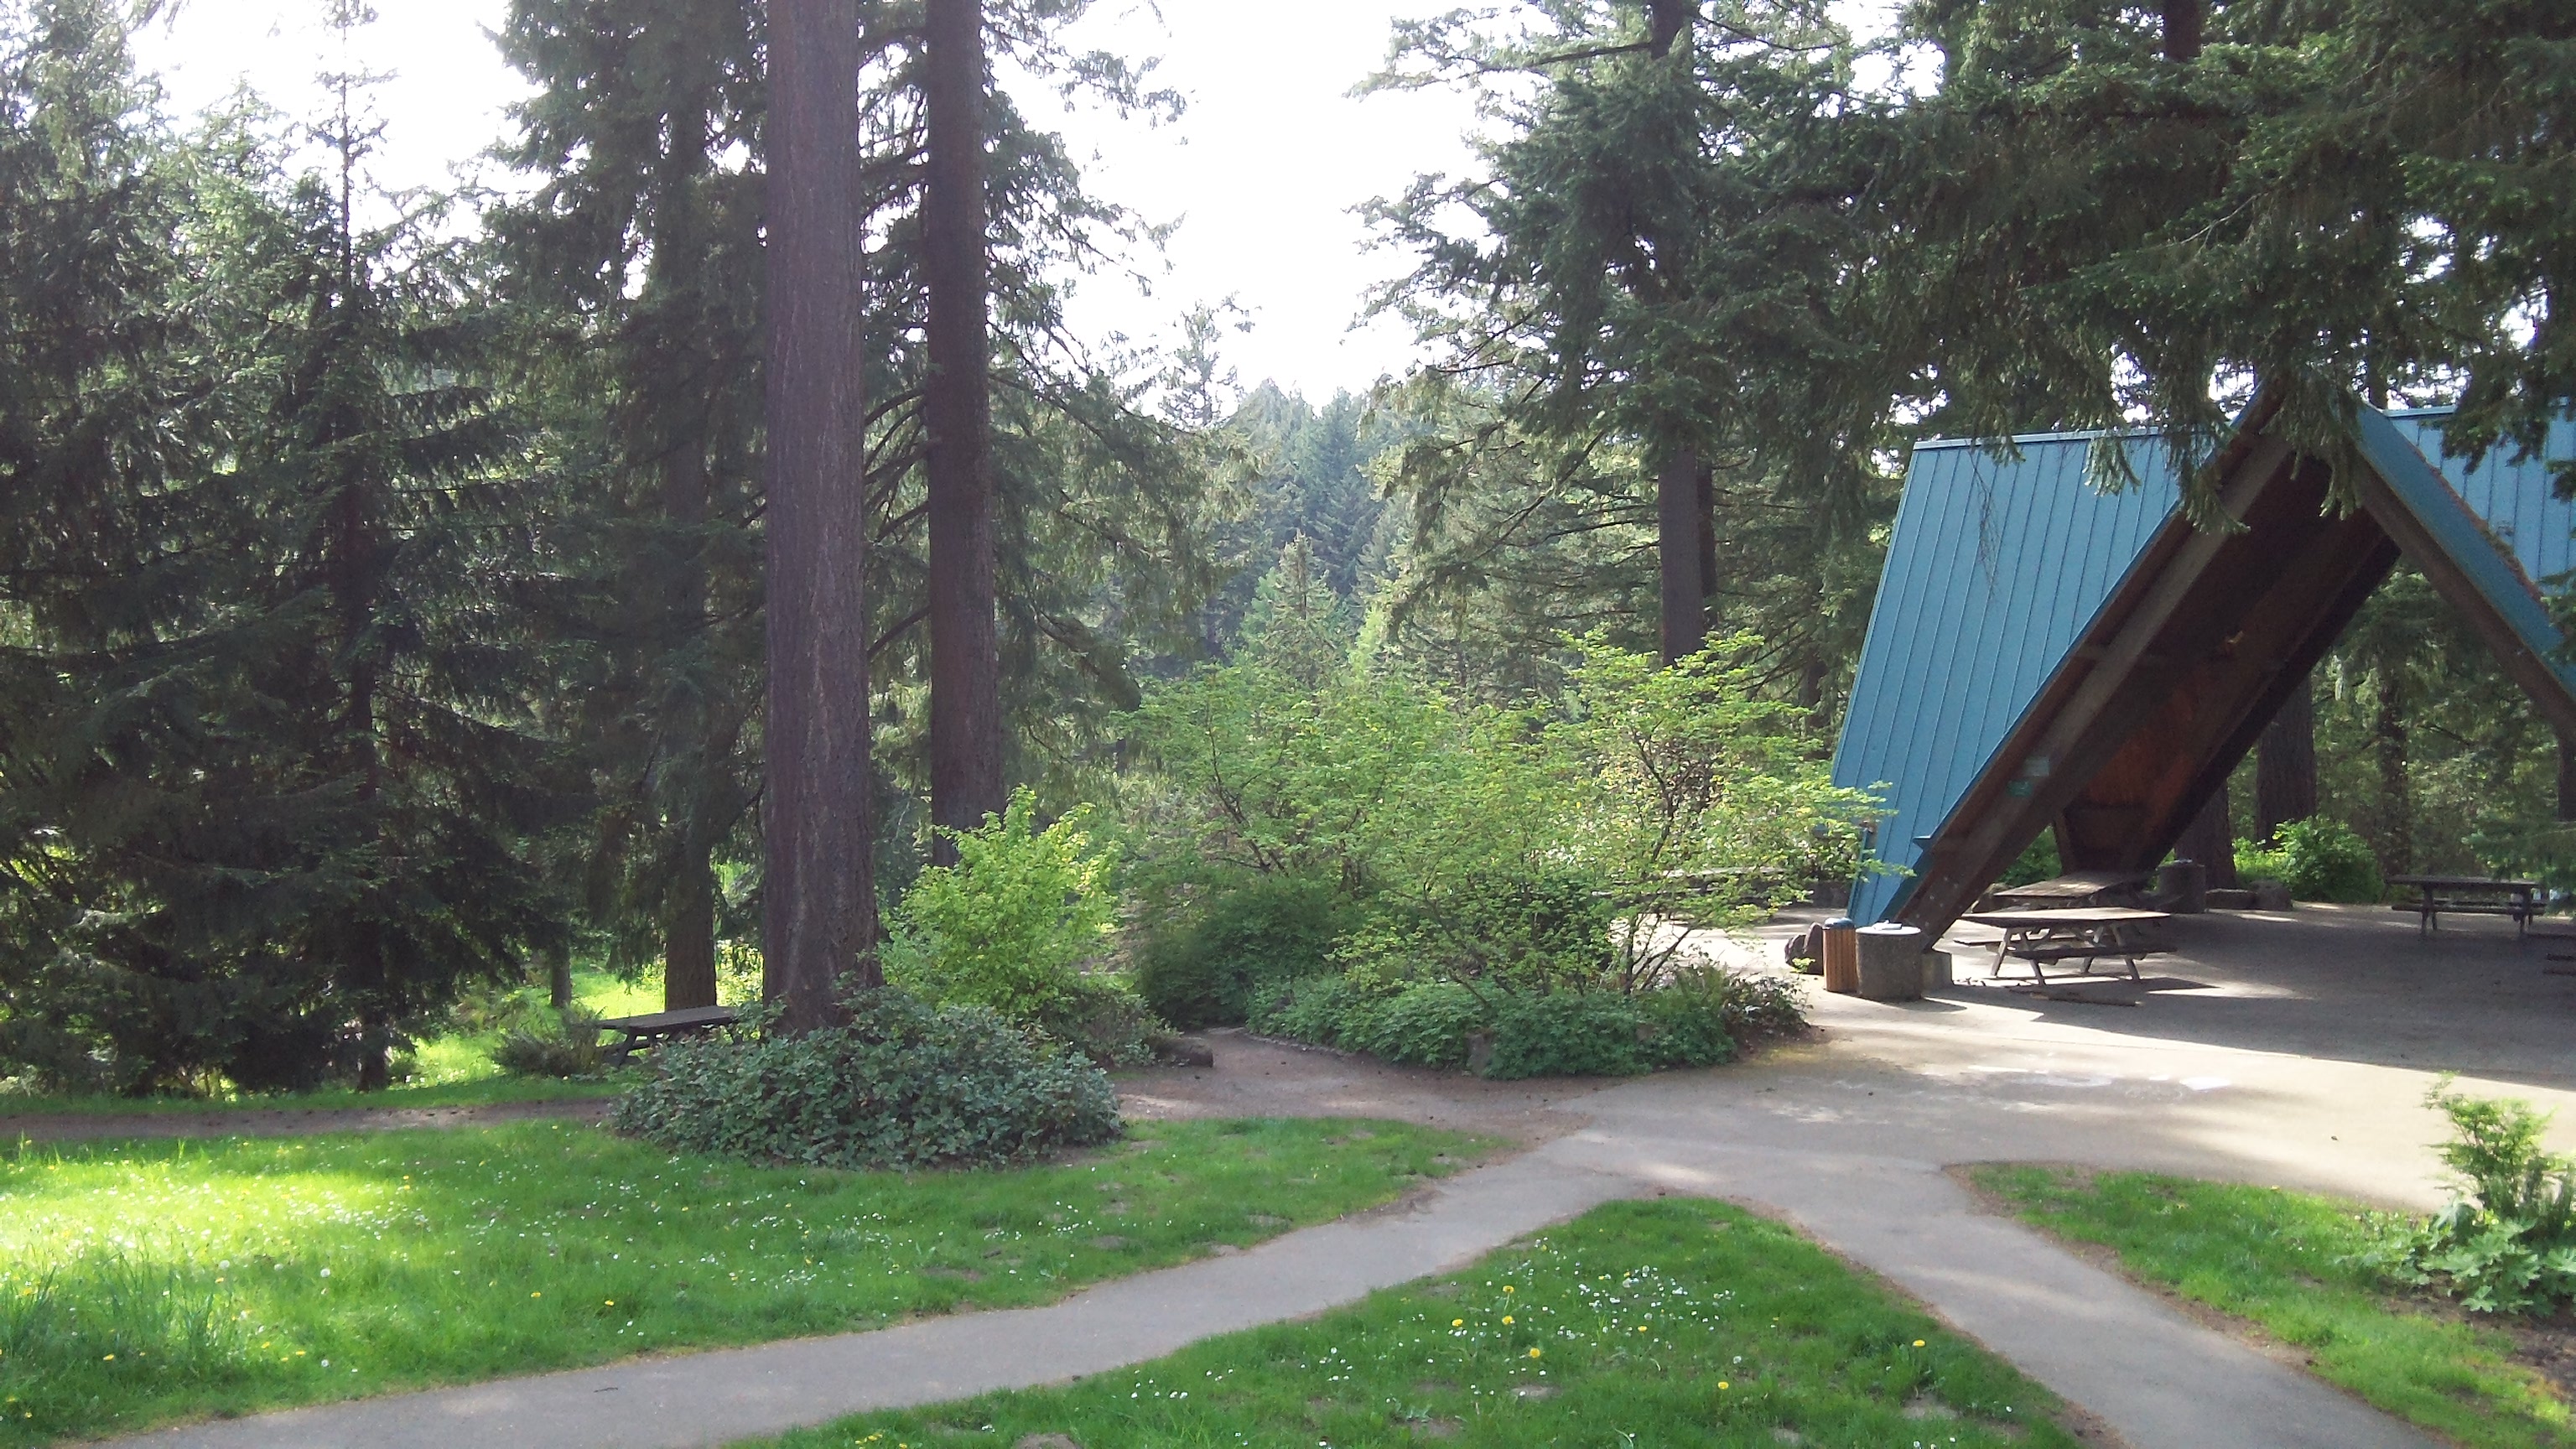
(548, 943, 574, 1010)
(647, 110, 726, 1008)
(2178, 784, 2239, 888)
(2162, 0, 2203, 61)
(1647, 0, 1693, 57)
(2373, 673, 2412, 876)
(1657, 446, 1706, 664)
(924, 0, 1004, 860)
(664, 843, 719, 1010)
(2558, 729, 2576, 823)
(2256, 674, 2318, 841)
(762, 0, 877, 1031)
(1694, 458, 1716, 619)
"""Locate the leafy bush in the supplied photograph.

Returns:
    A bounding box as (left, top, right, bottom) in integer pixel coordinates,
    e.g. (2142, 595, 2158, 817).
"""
(1248, 972, 1381, 1048)
(1998, 831, 2062, 889)
(610, 990, 1120, 1171)
(1483, 992, 1647, 1079)
(491, 1006, 609, 1078)
(1031, 974, 1161, 1068)
(1132, 871, 1356, 1027)
(2358, 1084, 2576, 1314)
(2235, 817, 2382, 903)
(884, 788, 1130, 1051)
(1340, 980, 1489, 1068)
(1124, 637, 1880, 1006)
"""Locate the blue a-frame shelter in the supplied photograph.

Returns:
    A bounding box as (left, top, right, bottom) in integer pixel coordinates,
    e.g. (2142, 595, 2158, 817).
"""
(1832, 392, 2576, 936)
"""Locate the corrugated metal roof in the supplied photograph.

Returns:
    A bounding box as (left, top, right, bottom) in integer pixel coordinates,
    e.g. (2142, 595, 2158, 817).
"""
(2357, 407, 2576, 697)
(1829, 404, 2574, 923)
(2386, 408, 2576, 591)
(1831, 436, 2179, 923)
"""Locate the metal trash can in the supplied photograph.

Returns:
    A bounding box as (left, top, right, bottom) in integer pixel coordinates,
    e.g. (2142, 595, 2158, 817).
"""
(1856, 923, 1925, 1001)
(1820, 917, 1860, 995)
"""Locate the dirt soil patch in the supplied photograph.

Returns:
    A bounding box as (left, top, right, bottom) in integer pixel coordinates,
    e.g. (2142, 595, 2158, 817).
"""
(1114, 1028, 1597, 1147)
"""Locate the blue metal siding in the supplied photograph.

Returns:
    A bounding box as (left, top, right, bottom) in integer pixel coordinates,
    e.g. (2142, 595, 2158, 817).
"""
(1831, 437, 2179, 922)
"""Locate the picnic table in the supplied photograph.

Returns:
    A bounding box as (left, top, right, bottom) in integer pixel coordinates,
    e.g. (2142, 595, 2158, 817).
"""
(1958, 906, 2173, 984)
(1979, 870, 2151, 911)
(2386, 875, 2542, 937)
(595, 1005, 740, 1063)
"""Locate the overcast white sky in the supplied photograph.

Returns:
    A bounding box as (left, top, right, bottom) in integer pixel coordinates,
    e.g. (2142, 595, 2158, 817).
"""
(132, 3, 1899, 401)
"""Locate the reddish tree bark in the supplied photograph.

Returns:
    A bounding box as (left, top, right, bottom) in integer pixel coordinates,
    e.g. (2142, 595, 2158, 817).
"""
(2256, 674, 2318, 841)
(2178, 783, 2239, 889)
(762, 0, 877, 1031)
(924, 0, 1004, 856)
(1658, 446, 1706, 663)
(2163, 0, 2203, 61)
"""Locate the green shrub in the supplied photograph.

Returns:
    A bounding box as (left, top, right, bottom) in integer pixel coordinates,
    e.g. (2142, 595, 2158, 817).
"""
(2235, 817, 2383, 903)
(884, 788, 1120, 1031)
(1999, 831, 2062, 889)
(2358, 1083, 2576, 1315)
(1633, 969, 1743, 1070)
(1031, 974, 1161, 1068)
(490, 1006, 609, 1078)
(1248, 972, 1383, 1047)
(1483, 992, 1648, 1079)
(1388, 869, 1618, 995)
(1340, 980, 1489, 1068)
(610, 990, 1120, 1171)
(1133, 872, 1355, 1027)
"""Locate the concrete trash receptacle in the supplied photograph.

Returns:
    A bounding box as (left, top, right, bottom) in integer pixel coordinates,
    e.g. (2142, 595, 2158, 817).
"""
(2157, 859, 2208, 913)
(1856, 923, 1925, 1001)
(1820, 918, 1859, 995)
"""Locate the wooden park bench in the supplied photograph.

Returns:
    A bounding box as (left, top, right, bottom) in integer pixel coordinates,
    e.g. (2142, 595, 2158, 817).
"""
(2386, 875, 2542, 938)
(1958, 906, 2173, 984)
(595, 1005, 740, 1064)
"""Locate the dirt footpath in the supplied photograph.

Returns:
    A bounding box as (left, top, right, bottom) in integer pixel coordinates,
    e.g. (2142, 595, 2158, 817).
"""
(1114, 1028, 1600, 1146)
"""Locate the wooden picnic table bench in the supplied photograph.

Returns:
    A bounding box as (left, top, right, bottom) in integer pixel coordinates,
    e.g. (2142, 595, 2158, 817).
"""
(2386, 875, 2542, 937)
(1959, 906, 2173, 984)
(1979, 870, 2151, 911)
(595, 1005, 740, 1063)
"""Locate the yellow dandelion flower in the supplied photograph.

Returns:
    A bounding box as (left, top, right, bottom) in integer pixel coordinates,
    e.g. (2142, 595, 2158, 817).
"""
(1527, 1348, 1542, 1359)
(1452, 1319, 1463, 1327)
(101, 1354, 114, 1362)
(1718, 1380, 1730, 1390)
(532, 1291, 543, 1298)
(1912, 1339, 1925, 1348)
(1502, 1315, 1514, 1325)
(1502, 1285, 1514, 1294)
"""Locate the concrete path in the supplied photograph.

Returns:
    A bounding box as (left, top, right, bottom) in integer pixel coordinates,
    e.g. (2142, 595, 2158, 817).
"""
(106, 905, 2555, 1449)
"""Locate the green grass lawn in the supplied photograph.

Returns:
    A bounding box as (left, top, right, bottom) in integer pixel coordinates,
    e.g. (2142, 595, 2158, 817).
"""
(754, 1197, 2088, 1449)
(0, 1117, 1482, 1444)
(1973, 1165, 2575, 1449)
(0, 968, 667, 1119)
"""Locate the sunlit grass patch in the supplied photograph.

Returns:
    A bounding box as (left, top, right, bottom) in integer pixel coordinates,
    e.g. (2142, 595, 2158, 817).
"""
(758, 1197, 2085, 1448)
(1973, 1165, 2576, 1449)
(0, 1116, 1483, 1443)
